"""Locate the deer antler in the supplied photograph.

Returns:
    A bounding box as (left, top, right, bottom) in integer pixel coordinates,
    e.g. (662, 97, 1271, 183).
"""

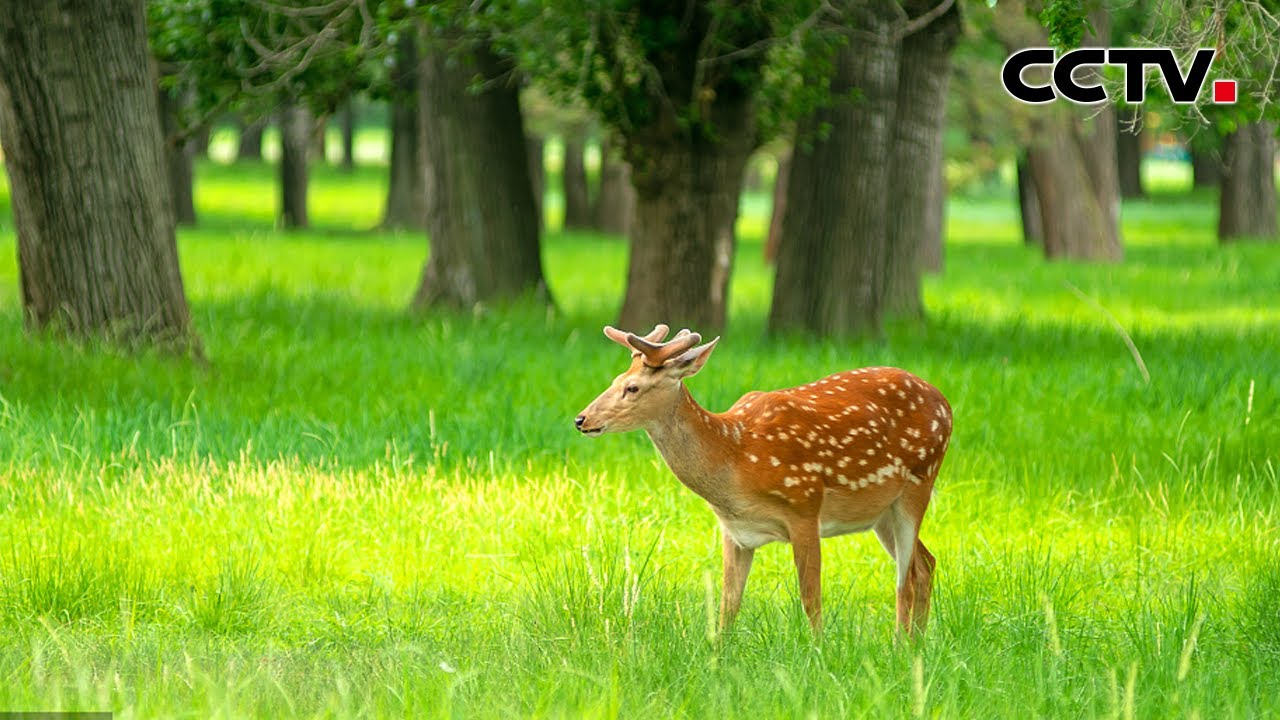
(602, 325, 701, 366)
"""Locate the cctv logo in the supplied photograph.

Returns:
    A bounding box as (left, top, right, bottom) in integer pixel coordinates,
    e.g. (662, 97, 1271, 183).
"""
(1002, 48, 1237, 105)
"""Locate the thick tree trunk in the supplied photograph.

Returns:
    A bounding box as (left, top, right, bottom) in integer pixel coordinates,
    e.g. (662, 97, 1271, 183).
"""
(770, 21, 899, 337)
(998, 2, 1121, 261)
(340, 102, 356, 172)
(278, 102, 311, 229)
(619, 100, 755, 332)
(1116, 107, 1144, 199)
(238, 117, 265, 161)
(562, 135, 592, 230)
(595, 138, 635, 236)
(527, 136, 545, 231)
(0, 0, 195, 348)
(1016, 156, 1043, 247)
(413, 37, 550, 309)
(764, 151, 790, 263)
(191, 124, 211, 159)
(382, 29, 426, 230)
(883, 0, 960, 317)
(1190, 140, 1221, 188)
(1025, 111, 1122, 261)
(157, 85, 197, 226)
(1218, 121, 1278, 242)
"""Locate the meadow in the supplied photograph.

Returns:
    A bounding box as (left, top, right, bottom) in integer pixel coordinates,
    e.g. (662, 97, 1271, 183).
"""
(0, 146, 1277, 718)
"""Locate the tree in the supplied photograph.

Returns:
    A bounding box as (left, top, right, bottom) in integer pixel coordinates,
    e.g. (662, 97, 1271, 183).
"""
(770, 1, 960, 336)
(157, 84, 199, 225)
(511, 1, 833, 331)
(412, 32, 551, 309)
(381, 27, 427, 230)
(992, 1, 1122, 262)
(0, 0, 197, 350)
(594, 138, 636, 236)
(238, 117, 267, 161)
(562, 132, 593, 230)
(278, 101, 313, 228)
(1218, 121, 1278, 241)
(1115, 107, 1145, 199)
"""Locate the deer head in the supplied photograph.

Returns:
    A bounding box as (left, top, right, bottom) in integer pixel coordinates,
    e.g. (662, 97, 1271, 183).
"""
(575, 324, 719, 436)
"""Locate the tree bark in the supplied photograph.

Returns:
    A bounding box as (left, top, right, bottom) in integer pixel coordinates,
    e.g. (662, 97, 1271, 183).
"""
(413, 36, 550, 309)
(340, 101, 356, 172)
(883, 0, 960, 317)
(619, 99, 755, 332)
(1016, 155, 1043, 247)
(769, 19, 898, 337)
(278, 102, 311, 228)
(1116, 107, 1144, 199)
(0, 0, 196, 349)
(527, 135, 545, 232)
(595, 137, 635, 236)
(562, 134, 592, 230)
(382, 29, 426, 230)
(157, 85, 197, 226)
(996, 1, 1121, 261)
(1187, 133, 1218, 185)
(238, 117, 266, 161)
(1218, 121, 1278, 242)
(764, 151, 790, 263)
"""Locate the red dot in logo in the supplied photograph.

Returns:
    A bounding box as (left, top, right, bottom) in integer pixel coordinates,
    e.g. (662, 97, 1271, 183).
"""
(1213, 80, 1237, 104)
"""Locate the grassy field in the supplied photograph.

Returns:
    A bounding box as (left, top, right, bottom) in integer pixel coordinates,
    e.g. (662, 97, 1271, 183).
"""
(0, 156, 1278, 718)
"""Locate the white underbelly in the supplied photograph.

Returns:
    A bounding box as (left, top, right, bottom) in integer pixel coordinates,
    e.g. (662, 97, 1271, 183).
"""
(819, 519, 876, 538)
(720, 517, 788, 549)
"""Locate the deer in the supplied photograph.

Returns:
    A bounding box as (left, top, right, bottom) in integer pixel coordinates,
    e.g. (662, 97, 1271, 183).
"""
(574, 324, 952, 637)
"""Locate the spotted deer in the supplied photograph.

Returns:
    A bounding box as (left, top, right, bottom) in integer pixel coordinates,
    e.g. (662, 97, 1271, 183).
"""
(575, 324, 952, 636)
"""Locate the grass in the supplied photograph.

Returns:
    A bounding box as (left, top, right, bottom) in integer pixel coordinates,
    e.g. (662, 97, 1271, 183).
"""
(0, 154, 1278, 718)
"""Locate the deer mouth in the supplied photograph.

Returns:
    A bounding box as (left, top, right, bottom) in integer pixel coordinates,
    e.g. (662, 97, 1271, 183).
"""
(579, 425, 606, 437)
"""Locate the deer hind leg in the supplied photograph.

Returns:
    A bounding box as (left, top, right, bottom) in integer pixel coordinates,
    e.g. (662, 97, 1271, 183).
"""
(873, 497, 936, 636)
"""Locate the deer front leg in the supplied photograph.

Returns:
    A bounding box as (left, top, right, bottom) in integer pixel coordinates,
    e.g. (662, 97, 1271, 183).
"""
(789, 518, 822, 635)
(720, 533, 755, 631)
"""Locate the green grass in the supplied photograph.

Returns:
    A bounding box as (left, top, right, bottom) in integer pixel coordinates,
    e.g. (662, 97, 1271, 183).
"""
(0, 157, 1278, 718)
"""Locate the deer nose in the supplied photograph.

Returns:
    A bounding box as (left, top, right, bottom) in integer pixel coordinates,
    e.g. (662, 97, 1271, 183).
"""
(574, 415, 587, 429)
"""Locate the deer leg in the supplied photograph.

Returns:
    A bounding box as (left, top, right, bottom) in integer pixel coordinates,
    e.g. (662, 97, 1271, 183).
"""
(720, 533, 755, 631)
(789, 519, 823, 635)
(908, 538, 936, 635)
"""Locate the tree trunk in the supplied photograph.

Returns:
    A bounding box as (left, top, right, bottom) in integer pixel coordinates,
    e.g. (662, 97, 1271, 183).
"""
(770, 20, 898, 337)
(1016, 156, 1043, 247)
(883, 0, 960, 317)
(1116, 106, 1144, 199)
(278, 102, 311, 229)
(997, 2, 1121, 261)
(562, 135, 592, 230)
(157, 85, 197, 226)
(382, 29, 426, 230)
(1190, 141, 1221, 188)
(238, 117, 265, 161)
(527, 136, 545, 232)
(1218, 121, 1278, 242)
(413, 37, 550, 309)
(618, 100, 755, 332)
(764, 151, 790, 263)
(0, 0, 196, 349)
(191, 124, 211, 159)
(595, 137, 635, 236)
(340, 101, 356, 172)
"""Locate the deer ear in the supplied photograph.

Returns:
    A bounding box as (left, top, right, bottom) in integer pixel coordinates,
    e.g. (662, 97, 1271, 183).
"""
(666, 337, 719, 378)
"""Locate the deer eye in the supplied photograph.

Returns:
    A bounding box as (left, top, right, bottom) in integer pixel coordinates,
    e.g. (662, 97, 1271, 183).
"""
(624, 384, 640, 395)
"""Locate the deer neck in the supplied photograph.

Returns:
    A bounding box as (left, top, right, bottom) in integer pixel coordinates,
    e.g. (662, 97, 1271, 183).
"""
(645, 385, 741, 510)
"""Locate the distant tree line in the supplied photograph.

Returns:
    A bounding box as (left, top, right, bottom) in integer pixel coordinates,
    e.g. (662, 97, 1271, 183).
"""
(0, 0, 1275, 355)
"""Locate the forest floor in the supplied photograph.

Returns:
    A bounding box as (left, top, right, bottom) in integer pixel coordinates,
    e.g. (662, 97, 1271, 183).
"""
(0, 156, 1278, 718)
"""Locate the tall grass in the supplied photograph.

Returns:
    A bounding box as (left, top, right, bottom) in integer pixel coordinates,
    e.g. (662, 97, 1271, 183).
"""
(0, 158, 1277, 717)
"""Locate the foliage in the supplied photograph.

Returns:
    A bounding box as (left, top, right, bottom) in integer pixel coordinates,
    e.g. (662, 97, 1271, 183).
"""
(147, 0, 400, 133)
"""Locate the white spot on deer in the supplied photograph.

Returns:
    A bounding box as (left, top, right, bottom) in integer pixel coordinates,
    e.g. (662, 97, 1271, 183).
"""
(837, 457, 849, 468)
(837, 474, 850, 485)
(770, 456, 781, 467)
(877, 388, 887, 396)
(917, 447, 928, 460)
(859, 458, 869, 466)
(783, 476, 800, 487)
(868, 420, 878, 428)
(748, 454, 759, 463)
(897, 390, 907, 399)
(930, 420, 939, 432)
